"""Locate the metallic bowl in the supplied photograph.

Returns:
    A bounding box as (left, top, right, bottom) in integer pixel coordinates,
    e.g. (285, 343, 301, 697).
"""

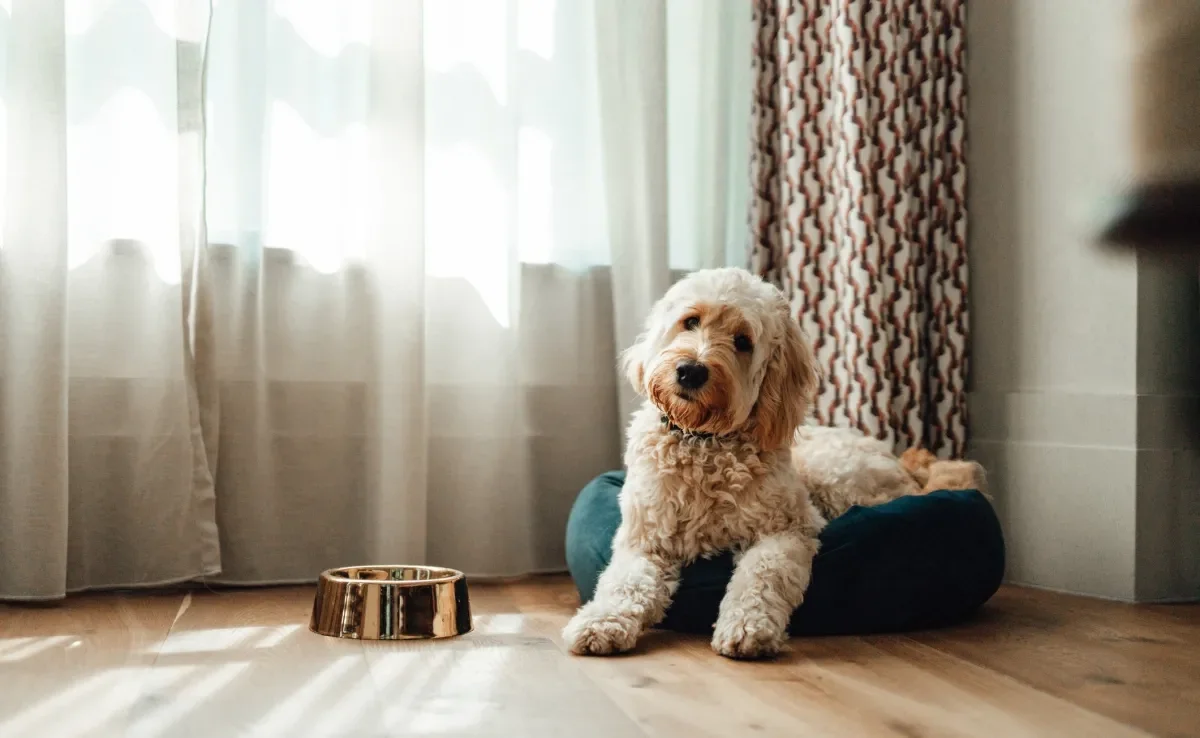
(309, 565, 473, 640)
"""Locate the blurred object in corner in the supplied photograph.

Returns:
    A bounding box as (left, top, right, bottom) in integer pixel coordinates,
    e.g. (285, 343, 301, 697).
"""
(1101, 0, 1200, 251)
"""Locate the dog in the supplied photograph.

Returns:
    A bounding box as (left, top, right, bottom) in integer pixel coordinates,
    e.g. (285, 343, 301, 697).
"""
(562, 267, 984, 659)
(563, 267, 823, 659)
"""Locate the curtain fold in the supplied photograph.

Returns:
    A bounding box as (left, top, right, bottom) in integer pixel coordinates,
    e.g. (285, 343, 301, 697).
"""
(0, 0, 72, 599)
(750, 0, 969, 457)
(0, 0, 748, 599)
(1, 0, 222, 599)
(592, 0, 670, 426)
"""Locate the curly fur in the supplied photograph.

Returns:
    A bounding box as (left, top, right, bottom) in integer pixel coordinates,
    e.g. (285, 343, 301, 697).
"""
(793, 427, 987, 520)
(563, 268, 987, 660)
(900, 447, 989, 497)
(564, 268, 824, 659)
(793, 426, 923, 521)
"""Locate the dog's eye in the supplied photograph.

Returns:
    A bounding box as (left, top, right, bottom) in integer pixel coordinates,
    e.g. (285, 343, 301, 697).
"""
(734, 334, 753, 353)
(683, 316, 700, 331)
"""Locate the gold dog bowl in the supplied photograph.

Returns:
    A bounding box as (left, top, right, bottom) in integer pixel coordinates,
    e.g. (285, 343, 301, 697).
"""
(309, 566, 473, 640)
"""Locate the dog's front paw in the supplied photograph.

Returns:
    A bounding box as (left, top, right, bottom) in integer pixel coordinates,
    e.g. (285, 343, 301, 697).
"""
(562, 611, 639, 656)
(711, 613, 786, 660)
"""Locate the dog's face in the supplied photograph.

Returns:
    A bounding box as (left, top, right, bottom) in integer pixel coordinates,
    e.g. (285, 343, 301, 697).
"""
(623, 268, 819, 450)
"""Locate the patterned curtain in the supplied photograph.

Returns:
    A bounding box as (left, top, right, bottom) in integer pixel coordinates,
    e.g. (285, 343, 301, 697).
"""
(749, 0, 969, 457)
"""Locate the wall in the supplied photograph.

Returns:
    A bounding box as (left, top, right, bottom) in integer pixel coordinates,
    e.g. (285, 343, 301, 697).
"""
(968, 0, 1200, 601)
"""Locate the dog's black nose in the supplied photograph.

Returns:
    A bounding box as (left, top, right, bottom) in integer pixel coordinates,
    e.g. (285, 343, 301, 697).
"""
(675, 361, 709, 390)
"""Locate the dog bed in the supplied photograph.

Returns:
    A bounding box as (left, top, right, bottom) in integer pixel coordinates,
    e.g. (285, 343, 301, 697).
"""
(565, 471, 1004, 635)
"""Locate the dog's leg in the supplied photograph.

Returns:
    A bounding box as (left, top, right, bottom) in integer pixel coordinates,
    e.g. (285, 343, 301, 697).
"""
(562, 544, 679, 656)
(711, 528, 819, 659)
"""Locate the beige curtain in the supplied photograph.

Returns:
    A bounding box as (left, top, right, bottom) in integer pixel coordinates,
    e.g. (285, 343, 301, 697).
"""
(749, 0, 969, 457)
(0, 0, 749, 599)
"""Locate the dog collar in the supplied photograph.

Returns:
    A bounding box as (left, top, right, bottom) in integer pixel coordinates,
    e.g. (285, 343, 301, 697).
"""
(661, 414, 718, 441)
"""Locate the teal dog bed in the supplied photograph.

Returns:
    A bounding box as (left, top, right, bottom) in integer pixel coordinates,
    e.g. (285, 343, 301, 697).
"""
(566, 471, 1004, 635)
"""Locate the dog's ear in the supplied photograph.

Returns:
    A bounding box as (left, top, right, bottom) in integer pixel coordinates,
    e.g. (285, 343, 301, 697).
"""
(621, 297, 673, 396)
(749, 309, 819, 451)
(620, 335, 648, 395)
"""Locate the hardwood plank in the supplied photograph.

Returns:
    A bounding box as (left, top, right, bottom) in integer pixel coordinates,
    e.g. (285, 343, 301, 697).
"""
(918, 587, 1200, 738)
(761, 636, 1147, 737)
(505, 578, 823, 737)
(507, 577, 1184, 738)
(0, 579, 1196, 738)
(0, 591, 185, 738)
(87, 583, 642, 737)
(356, 583, 643, 737)
(129, 586, 381, 738)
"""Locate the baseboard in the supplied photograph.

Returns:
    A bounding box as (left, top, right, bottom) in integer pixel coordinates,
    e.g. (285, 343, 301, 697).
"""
(971, 412, 1200, 603)
(971, 439, 1138, 601)
(1005, 582, 1200, 604)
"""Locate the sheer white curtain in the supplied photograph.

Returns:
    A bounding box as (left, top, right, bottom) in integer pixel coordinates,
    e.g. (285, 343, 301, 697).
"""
(0, 0, 749, 599)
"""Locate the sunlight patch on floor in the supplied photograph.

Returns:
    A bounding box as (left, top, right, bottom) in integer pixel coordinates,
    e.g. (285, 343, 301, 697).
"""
(156, 626, 275, 655)
(127, 662, 250, 738)
(398, 648, 511, 734)
(0, 665, 192, 738)
(478, 613, 526, 634)
(0, 635, 74, 662)
(247, 655, 360, 737)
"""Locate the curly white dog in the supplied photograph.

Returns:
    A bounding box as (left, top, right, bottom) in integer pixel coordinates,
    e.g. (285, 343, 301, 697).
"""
(562, 267, 961, 660)
(562, 267, 822, 659)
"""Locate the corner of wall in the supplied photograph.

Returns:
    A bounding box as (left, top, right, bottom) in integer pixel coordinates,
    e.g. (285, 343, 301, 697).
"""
(1133, 256, 1200, 602)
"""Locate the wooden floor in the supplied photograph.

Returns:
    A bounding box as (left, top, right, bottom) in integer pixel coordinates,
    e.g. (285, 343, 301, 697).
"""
(0, 578, 1196, 738)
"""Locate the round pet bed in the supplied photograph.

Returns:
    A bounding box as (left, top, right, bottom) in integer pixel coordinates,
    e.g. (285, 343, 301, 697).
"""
(565, 471, 1004, 635)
